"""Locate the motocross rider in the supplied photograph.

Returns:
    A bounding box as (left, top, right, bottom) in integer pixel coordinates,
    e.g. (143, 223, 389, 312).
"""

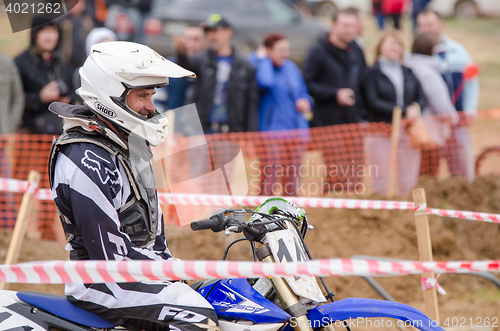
(48, 41, 219, 331)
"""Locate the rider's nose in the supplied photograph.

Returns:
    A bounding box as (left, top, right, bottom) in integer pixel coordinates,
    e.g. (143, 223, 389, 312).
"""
(145, 97, 155, 113)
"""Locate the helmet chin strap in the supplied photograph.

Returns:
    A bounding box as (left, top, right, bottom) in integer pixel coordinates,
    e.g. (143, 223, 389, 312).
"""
(96, 115, 130, 143)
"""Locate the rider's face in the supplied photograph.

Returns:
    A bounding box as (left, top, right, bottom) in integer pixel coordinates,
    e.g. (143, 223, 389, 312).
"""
(126, 88, 156, 118)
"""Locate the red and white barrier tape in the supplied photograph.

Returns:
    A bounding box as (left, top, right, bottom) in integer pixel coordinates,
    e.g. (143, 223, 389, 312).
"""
(0, 177, 417, 209)
(25, 181, 39, 195)
(0, 177, 29, 194)
(426, 208, 500, 223)
(0, 258, 498, 284)
(0, 177, 50, 200)
(421, 274, 447, 295)
(2, 177, 500, 223)
(158, 192, 415, 210)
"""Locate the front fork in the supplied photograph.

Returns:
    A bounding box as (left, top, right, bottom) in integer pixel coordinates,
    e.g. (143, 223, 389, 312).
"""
(257, 245, 334, 331)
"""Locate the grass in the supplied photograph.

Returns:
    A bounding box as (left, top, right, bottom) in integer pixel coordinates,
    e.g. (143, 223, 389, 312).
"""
(458, 287, 500, 303)
(472, 288, 500, 302)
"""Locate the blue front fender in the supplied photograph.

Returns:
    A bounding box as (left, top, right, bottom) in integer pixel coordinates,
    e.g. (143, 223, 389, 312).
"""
(309, 298, 444, 331)
(285, 298, 444, 331)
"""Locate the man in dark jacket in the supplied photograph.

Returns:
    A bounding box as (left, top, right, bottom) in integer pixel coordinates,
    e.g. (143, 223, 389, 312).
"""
(303, 9, 366, 126)
(302, 9, 367, 194)
(15, 16, 75, 134)
(176, 14, 258, 134)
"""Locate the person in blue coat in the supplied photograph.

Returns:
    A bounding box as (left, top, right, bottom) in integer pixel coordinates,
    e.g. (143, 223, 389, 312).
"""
(249, 33, 313, 196)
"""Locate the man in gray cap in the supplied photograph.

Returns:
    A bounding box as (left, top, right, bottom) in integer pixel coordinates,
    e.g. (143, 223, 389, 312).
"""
(175, 14, 258, 134)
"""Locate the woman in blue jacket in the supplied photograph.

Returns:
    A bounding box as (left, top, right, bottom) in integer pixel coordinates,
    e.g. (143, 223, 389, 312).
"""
(249, 33, 313, 196)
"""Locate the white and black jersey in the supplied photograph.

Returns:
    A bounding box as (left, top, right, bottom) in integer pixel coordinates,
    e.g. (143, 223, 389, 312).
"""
(52, 141, 171, 261)
(52, 141, 218, 331)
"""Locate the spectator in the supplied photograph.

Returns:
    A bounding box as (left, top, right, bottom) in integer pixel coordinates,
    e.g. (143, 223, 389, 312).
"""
(365, 30, 426, 195)
(417, 9, 479, 181)
(373, 0, 405, 30)
(59, 0, 94, 69)
(175, 14, 258, 134)
(156, 25, 207, 113)
(373, 0, 386, 30)
(73, 27, 118, 91)
(15, 16, 75, 134)
(0, 54, 24, 135)
(303, 9, 366, 126)
(412, 0, 431, 33)
(382, 0, 405, 30)
(154, 25, 207, 138)
(105, 0, 152, 42)
(86, 0, 108, 27)
(345, 7, 368, 64)
(405, 32, 459, 177)
(345, 7, 368, 113)
(0, 54, 24, 227)
(249, 33, 313, 196)
(85, 27, 118, 56)
(302, 9, 367, 193)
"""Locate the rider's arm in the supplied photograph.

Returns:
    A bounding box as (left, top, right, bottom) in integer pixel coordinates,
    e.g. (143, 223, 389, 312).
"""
(52, 142, 173, 261)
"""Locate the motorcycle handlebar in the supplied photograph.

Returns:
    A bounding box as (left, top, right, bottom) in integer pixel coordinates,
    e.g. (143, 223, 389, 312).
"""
(190, 208, 228, 232)
(190, 209, 294, 234)
(190, 217, 222, 231)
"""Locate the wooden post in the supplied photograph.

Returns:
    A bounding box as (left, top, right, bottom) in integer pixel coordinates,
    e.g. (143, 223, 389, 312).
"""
(413, 188, 440, 324)
(388, 107, 402, 197)
(0, 170, 41, 290)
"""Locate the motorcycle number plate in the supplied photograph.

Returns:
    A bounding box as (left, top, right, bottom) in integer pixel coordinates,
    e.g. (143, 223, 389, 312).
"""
(266, 228, 326, 304)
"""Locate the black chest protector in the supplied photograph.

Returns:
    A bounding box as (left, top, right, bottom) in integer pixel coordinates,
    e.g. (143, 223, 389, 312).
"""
(48, 127, 159, 248)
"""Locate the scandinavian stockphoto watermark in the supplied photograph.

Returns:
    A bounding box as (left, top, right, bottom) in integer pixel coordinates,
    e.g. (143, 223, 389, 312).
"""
(250, 159, 378, 196)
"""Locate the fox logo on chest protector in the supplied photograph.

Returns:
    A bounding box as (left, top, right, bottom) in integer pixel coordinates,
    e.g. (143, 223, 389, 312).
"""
(81, 150, 121, 192)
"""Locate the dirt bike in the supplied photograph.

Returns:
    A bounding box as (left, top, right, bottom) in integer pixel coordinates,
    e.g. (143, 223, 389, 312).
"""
(0, 198, 444, 331)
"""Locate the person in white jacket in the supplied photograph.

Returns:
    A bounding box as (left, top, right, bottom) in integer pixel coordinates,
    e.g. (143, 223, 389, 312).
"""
(417, 9, 478, 181)
(406, 32, 459, 177)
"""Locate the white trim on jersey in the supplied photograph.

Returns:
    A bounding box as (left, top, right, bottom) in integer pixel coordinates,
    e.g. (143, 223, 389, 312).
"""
(52, 149, 171, 260)
(66, 282, 213, 310)
(53, 152, 122, 227)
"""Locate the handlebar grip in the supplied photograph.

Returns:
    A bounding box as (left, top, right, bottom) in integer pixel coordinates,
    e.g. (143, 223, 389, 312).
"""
(190, 208, 229, 232)
(191, 214, 226, 232)
(191, 217, 221, 231)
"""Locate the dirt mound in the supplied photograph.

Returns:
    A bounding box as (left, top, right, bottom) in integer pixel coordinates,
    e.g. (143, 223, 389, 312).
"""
(2, 176, 500, 325)
(303, 175, 500, 322)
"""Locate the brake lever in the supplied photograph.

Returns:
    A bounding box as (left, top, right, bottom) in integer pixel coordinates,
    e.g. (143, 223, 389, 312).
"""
(224, 225, 241, 236)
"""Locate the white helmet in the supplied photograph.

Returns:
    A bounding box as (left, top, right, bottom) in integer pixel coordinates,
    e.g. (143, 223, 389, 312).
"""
(77, 41, 195, 147)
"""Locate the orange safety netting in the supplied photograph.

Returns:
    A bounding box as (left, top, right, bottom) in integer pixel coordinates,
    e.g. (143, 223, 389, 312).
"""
(0, 112, 497, 238)
(0, 134, 55, 239)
